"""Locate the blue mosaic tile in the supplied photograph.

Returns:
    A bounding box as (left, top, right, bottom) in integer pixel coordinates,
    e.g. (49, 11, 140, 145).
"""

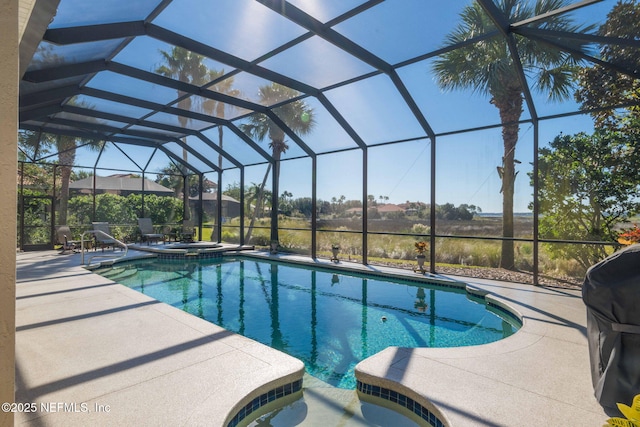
(226, 379, 302, 427)
(356, 380, 446, 427)
(157, 251, 223, 262)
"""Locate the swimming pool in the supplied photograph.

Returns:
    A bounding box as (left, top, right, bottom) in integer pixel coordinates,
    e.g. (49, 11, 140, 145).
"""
(95, 256, 520, 389)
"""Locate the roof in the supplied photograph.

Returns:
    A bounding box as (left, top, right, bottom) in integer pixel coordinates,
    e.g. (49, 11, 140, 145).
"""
(377, 204, 405, 213)
(398, 202, 427, 210)
(17, 1, 636, 177)
(69, 175, 173, 194)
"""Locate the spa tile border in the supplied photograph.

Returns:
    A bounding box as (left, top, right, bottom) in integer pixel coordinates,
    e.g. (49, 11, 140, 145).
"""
(226, 379, 303, 427)
(357, 380, 445, 427)
(157, 251, 224, 261)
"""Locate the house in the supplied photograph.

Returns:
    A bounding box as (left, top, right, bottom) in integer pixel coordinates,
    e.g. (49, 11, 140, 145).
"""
(189, 193, 241, 219)
(398, 201, 428, 216)
(69, 174, 174, 197)
(376, 204, 405, 214)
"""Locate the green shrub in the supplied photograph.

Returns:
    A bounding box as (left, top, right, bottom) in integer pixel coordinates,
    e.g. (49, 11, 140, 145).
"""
(411, 223, 430, 236)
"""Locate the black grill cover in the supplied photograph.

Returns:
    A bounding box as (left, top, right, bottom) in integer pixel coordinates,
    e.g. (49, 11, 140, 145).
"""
(582, 244, 640, 412)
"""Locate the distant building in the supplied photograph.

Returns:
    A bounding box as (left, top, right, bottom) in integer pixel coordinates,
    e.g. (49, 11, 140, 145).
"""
(376, 204, 405, 214)
(69, 174, 174, 197)
(398, 201, 428, 216)
(189, 193, 241, 219)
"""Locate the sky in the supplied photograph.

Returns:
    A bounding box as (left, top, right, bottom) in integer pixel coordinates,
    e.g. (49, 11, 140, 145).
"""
(60, 0, 615, 213)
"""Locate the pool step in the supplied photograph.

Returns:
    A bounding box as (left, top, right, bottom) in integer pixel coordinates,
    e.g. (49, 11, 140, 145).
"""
(247, 374, 424, 427)
(100, 267, 138, 281)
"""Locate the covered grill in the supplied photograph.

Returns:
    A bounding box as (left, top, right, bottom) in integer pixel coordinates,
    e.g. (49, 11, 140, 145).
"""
(582, 244, 640, 412)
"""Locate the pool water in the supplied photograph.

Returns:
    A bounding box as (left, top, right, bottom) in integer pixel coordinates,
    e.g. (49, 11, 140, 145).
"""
(96, 257, 519, 389)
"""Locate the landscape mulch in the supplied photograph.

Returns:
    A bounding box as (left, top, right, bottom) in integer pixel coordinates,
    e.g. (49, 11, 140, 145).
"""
(369, 260, 583, 290)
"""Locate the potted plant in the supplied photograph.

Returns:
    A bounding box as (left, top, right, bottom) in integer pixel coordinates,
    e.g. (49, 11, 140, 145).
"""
(414, 241, 427, 273)
(331, 244, 340, 262)
(270, 240, 279, 254)
(618, 224, 640, 246)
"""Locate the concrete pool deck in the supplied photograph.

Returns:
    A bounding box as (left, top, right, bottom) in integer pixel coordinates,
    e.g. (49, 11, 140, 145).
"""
(14, 248, 304, 427)
(14, 248, 608, 426)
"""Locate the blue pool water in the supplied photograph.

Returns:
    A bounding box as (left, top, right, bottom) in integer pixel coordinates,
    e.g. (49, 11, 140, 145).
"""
(95, 256, 519, 389)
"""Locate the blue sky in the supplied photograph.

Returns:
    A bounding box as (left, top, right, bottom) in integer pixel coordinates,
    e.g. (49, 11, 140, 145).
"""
(62, 0, 613, 213)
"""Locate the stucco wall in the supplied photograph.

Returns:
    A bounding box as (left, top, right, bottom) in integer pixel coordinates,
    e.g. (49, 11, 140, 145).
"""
(0, 1, 18, 425)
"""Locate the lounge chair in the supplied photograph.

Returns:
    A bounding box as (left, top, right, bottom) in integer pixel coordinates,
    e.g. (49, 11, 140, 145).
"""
(181, 220, 195, 243)
(55, 225, 80, 254)
(92, 222, 118, 251)
(137, 218, 165, 245)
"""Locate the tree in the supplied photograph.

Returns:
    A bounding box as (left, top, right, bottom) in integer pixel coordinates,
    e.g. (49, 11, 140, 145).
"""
(433, 0, 591, 269)
(156, 46, 209, 128)
(155, 163, 190, 198)
(68, 194, 134, 228)
(56, 135, 82, 225)
(124, 193, 184, 225)
(575, 0, 640, 131)
(436, 203, 481, 221)
(202, 69, 240, 170)
(156, 49, 240, 226)
(290, 197, 314, 218)
(71, 169, 93, 181)
(20, 46, 106, 226)
(17, 149, 53, 192)
(532, 131, 640, 269)
(239, 83, 315, 243)
(279, 190, 293, 215)
(243, 182, 261, 218)
(156, 47, 210, 219)
(18, 129, 102, 225)
(68, 193, 184, 238)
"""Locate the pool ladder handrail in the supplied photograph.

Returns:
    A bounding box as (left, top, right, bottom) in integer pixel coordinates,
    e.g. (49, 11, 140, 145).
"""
(80, 230, 128, 266)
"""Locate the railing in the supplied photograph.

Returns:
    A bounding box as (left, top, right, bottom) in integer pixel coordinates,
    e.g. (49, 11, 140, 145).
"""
(80, 230, 128, 266)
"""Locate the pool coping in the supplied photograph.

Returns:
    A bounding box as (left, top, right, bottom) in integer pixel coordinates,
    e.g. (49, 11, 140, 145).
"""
(15, 248, 608, 426)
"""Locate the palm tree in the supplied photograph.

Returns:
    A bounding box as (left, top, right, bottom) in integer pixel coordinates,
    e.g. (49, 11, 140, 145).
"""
(244, 182, 261, 217)
(156, 163, 190, 198)
(202, 69, 241, 170)
(55, 135, 80, 225)
(156, 46, 209, 132)
(240, 83, 315, 244)
(201, 70, 241, 242)
(156, 47, 210, 219)
(19, 130, 102, 226)
(433, 0, 591, 269)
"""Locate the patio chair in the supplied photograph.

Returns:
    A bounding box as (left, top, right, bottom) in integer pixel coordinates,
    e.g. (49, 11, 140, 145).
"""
(137, 218, 165, 245)
(92, 222, 118, 251)
(55, 225, 80, 254)
(181, 220, 195, 243)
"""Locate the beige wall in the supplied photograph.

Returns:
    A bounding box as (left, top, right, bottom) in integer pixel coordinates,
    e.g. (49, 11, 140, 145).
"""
(0, 0, 18, 425)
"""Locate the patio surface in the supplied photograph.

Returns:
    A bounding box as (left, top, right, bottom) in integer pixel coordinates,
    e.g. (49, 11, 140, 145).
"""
(352, 271, 609, 427)
(14, 247, 609, 426)
(14, 248, 304, 427)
